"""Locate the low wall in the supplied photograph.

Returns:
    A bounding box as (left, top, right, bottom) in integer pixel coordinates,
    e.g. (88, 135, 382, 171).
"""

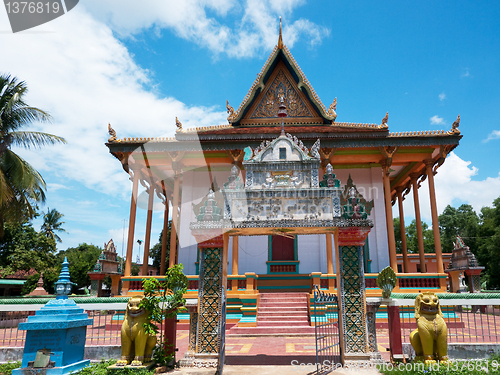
(0, 346, 121, 363)
(402, 343, 500, 360)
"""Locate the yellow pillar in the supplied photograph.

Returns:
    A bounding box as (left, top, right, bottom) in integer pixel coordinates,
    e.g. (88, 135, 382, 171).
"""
(410, 173, 426, 273)
(326, 233, 334, 274)
(232, 236, 239, 275)
(396, 187, 409, 273)
(142, 184, 155, 276)
(425, 160, 444, 273)
(169, 171, 181, 269)
(381, 162, 398, 271)
(160, 191, 170, 275)
(123, 171, 139, 295)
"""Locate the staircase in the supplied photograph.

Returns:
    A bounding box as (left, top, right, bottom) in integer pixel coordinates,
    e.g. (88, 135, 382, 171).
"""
(230, 292, 315, 334)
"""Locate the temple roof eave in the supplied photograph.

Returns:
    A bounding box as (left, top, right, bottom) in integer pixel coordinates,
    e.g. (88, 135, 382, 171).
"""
(107, 133, 461, 154)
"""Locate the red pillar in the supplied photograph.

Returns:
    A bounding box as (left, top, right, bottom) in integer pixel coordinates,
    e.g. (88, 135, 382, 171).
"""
(163, 315, 177, 360)
(387, 304, 404, 361)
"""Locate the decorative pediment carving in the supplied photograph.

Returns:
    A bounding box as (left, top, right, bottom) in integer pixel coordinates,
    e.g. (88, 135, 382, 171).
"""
(247, 65, 318, 121)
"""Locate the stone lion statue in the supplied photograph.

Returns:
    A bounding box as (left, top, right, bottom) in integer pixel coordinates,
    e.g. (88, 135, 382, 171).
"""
(116, 296, 157, 366)
(410, 292, 448, 364)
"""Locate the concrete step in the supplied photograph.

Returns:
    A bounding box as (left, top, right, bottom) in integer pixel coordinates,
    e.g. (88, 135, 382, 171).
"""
(257, 320, 309, 327)
(259, 292, 309, 297)
(259, 297, 308, 303)
(258, 315, 309, 322)
(259, 306, 308, 312)
(258, 312, 307, 317)
(229, 326, 316, 335)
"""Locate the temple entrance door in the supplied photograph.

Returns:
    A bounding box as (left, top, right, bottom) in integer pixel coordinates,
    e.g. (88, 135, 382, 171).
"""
(271, 235, 295, 260)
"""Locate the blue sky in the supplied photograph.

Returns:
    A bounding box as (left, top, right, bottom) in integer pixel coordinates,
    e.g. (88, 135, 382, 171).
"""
(1, 1, 499, 261)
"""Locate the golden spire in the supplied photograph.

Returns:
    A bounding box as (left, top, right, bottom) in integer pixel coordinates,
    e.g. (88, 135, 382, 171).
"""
(278, 16, 283, 49)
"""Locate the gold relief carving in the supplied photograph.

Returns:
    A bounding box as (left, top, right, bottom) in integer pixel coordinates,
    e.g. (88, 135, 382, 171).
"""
(227, 149, 245, 166)
(251, 69, 312, 119)
(433, 144, 454, 173)
(379, 146, 399, 170)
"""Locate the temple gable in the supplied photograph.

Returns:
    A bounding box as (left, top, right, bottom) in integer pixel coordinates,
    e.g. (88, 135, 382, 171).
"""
(248, 66, 316, 121)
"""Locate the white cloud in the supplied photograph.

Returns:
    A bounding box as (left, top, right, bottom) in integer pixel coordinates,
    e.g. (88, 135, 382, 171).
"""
(396, 152, 500, 222)
(82, 0, 328, 58)
(439, 92, 446, 101)
(430, 115, 445, 125)
(47, 183, 70, 192)
(0, 8, 227, 199)
(461, 68, 470, 78)
(483, 130, 500, 143)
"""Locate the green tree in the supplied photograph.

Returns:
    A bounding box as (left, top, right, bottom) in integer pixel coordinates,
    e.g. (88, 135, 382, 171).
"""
(40, 208, 67, 243)
(149, 220, 171, 270)
(141, 264, 188, 367)
(0, 221, 57, 274)
(394, 217, 402, 253)
(439, 204, 480, 253)
(476, 197, 500, 289)
(0, 74, 66, 238)
(404, 219, 435, 253)
(56, 243, 102, 293)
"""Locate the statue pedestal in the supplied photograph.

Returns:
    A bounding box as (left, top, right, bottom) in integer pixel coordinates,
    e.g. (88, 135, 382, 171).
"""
(13, 258, 93, 375)
(12, 298, 93, 375)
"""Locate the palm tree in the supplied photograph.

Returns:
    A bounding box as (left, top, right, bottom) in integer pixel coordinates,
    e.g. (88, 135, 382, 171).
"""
(41, 208, 67, 243)
(0, 74, 66, 238)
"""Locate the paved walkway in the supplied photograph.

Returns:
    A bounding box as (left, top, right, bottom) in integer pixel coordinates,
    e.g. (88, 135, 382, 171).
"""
(171, 330, 388, 374)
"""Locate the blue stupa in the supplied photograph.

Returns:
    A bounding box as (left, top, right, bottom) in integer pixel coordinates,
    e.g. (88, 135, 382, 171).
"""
(13, 257, 93, 375)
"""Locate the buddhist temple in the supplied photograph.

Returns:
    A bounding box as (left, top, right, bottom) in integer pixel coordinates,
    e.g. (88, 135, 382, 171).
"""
(106, 24, 461, 300)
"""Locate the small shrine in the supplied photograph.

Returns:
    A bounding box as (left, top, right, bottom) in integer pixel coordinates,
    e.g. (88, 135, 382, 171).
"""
(88, 239, 123, 297)
(27, 273, 49, 297)
(13, 258, 93, 375)
(445, 236, 484, 293)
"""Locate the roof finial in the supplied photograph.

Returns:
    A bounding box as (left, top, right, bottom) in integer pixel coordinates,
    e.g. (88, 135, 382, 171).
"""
(278, 17, 283, 49)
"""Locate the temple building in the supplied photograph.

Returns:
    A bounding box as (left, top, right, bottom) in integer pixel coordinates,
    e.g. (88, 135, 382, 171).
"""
(106, 27, 461, 299)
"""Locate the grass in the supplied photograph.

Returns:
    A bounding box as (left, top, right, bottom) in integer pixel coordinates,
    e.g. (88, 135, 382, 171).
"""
(379, 356, 500, 374)
(0, 362, 20, 375)
(0, 360, 154, 375)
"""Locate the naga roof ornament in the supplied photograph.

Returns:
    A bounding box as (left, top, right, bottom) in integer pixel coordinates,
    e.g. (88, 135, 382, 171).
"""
(379, 112, 389, 129)
(449, 114, 460, 135)
(108, 123, 120, 143)
(175, 117, 183, 132)
(226, 100, 237, 123)
(327, 97, 337, 120)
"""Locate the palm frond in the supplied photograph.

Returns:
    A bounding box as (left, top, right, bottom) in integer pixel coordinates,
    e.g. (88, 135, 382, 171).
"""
(9, 131, 66, 149)
(2, 149, 46, 200)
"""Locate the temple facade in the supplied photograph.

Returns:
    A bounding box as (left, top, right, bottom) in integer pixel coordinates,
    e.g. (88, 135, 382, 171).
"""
(106, 30, 461, 298)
